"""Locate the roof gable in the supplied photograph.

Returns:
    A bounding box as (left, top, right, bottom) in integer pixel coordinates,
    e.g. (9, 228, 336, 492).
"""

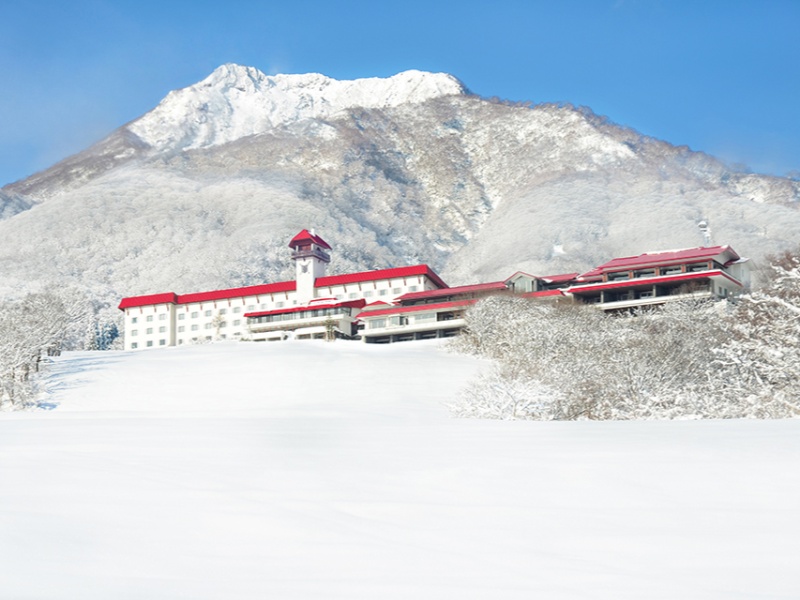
(288, 229, 332, 250)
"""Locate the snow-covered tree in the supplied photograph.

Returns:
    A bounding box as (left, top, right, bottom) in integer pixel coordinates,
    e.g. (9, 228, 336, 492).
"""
(450, 291, 791, 421)
(0, 290, 92, 409)
(712, 248, 800, 417)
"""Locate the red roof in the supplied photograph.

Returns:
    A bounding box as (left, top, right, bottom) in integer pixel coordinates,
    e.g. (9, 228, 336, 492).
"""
(317, 265, 448, 290)
(522, 289, 565, 298)
(568, 270, 743, 294)
(539, 272, 579, 284)
(119, 265, 448, 311)
(396, 281, 507, 302)
(118, 292, 178, 310)
(245, 299, 366, 319)
(178, 281, 297, 305)
(356, 298, 477, 319)
(288, 229, 332, 250)
(582, 245, 739, 278)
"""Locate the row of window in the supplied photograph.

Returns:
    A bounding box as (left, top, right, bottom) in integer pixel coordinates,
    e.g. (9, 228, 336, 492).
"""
(130, 339, 167, 349)
(131, 314, 168, 324)
(249, 307, 353, 325)
(130, 330, 244, 349)
(130, 326, 168, 336)
(130, 319, 244, 336)
(368, 311, 457, 330)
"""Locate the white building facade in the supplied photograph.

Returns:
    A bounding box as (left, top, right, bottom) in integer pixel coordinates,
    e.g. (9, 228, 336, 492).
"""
(119, 232, 752, 349)
(118, 230, 447, 350)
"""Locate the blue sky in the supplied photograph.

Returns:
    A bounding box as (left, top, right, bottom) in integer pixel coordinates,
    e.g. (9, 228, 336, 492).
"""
(1, 0, 798, 186)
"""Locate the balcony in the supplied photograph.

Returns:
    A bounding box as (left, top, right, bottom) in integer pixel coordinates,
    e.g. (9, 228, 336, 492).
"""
(291, 246, 330, 263)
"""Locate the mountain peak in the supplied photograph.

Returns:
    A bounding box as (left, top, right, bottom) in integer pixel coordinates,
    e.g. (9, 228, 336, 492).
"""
(202, 63, 267, 91)
(128, 65, 467, 151)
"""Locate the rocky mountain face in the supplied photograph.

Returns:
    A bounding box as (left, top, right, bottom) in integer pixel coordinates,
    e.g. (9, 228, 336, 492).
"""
(1, 64, 798, 309)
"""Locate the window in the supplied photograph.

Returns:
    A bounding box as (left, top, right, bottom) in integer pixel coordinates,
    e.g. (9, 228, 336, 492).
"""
(349, 293, 358, 299)
(205, 323, 213, 329)
(146, 327, 153, 334)
(392, 287, 401, 294)
(191, 324, 199, 331)
(408, 286, 418, 292)
(159, 313, 166, 321)
(233, 319, 241, 326)
(159, 339, 166, 346)
(146, 315, 153, 322)
(370, 319, 387, 329)
(233, 307, 241, 313)
(219, 308, 227, 315)
(131, 342, 138, 349)
(178, 313, 185, 320)
(131, 317, 138, 324)
(191, 312, 199, 319)
(178, 326, 185, 333)
(220, 321, 227, 328)
(131, 330, 138, 336)
(146, 341, 153, 347)
(275, 302, 284, 308)
(205, 310, 212, 317)
(415, 313, 435, 323)
(159, 326, 166, 333)
(364, 290, 374, 298)
(247, 305, 255, 311)
(389, 316, 408, 326)
(379, 289, 388, 296)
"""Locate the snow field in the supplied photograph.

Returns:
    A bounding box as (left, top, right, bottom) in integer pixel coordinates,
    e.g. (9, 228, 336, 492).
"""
(1, 340, 799, 599)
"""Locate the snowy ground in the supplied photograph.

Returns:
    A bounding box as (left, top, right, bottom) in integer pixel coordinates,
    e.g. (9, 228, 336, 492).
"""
(1, 340, 799, 599)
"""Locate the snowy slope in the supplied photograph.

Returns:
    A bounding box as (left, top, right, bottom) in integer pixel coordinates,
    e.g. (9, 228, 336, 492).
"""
(1, 341, 799, 599)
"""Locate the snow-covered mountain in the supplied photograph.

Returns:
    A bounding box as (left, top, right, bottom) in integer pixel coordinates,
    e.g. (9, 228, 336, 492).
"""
(1, 64, 799, 309)
(129, 65, 468, 151)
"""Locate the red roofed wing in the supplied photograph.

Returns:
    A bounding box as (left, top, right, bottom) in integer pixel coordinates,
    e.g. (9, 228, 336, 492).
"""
(316, 265, 448, 290)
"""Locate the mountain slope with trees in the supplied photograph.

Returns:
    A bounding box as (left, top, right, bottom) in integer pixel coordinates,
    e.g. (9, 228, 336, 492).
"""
(1, 65, 798, 308)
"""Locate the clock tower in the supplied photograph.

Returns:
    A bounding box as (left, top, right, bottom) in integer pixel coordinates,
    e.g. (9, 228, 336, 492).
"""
(289, 229, 332, 304)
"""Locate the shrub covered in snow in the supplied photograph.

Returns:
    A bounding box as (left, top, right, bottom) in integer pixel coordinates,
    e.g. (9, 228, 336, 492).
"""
(450, 251, 800, 420)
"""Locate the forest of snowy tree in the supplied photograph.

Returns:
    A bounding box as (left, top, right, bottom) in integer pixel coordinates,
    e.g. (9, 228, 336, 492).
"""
(449, 248, 800, 420)
(0, 290, 117, 409)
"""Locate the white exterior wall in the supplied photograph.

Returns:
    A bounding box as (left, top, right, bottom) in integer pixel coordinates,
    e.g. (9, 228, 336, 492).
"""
(174, 290, 300, 346)
(124, 302, 175, 351)
(361, 308, 467, 340)
(123, 274, 443, 350)
(316, 275, 437, 303)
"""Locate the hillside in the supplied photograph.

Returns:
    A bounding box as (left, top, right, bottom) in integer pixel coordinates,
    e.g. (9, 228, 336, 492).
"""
(1, 65, 798, 309)
(1, 341, 798, 598)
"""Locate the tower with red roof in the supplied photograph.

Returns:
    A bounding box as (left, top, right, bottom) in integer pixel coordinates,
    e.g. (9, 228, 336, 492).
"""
(289, 229, 332, 303)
